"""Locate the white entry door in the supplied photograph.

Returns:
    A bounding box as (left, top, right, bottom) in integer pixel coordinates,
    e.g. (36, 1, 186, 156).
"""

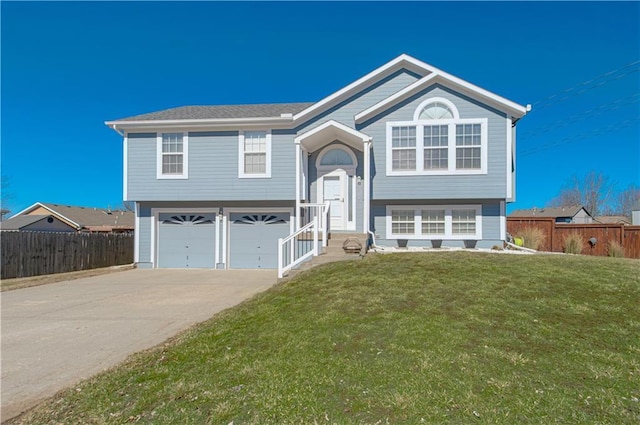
(323, 174, 345, 230)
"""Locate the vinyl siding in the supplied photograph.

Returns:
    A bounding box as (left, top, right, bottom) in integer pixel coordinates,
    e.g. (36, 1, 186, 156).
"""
(296, 70, 420, 133)
(127, 132, 296, 201)
(361, 84, 509, 200)
(372, 200, 503, 249)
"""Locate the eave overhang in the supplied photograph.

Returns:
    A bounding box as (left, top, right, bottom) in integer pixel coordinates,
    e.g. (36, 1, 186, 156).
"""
(294, 120, 372, 152)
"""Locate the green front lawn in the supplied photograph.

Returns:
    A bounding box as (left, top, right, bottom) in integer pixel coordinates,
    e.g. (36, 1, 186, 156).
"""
(11, 253, 640, 424)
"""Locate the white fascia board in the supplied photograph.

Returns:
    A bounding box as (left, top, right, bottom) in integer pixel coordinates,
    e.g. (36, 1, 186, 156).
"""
(105, 116, 293, 132)
(355, 73, 439, 123)
(294, 120, 372, 145)
(11, 202, 81, 228)
(355, 70, 528, 124)
(292, 54, 433, 124)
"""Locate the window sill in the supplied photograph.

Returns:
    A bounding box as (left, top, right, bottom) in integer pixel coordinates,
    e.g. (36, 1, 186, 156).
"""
(386, 169, 487, 176)
(238, 174, 272, 179)
(157, 174, 188, 180)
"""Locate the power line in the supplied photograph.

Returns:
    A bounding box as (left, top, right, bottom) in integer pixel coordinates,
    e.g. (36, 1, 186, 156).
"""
(519, 117, 640, 157)
(531, 60, 640, 111)
(520, 93, 640, 138)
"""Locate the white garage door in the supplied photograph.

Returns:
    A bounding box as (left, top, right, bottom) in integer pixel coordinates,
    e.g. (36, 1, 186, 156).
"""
(157, 213, 216, 268)
(229, 212, 290, 269)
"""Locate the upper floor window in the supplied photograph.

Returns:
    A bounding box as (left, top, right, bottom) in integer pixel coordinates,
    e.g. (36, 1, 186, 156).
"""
(386, 97, 487, 176)
(418, 101, 455, 120)
(239, 131, 271, 178)
(157, 132, 188, 179)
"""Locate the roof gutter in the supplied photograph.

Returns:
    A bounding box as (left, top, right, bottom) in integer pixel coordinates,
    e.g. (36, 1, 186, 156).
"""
(105, 116, 294, 132)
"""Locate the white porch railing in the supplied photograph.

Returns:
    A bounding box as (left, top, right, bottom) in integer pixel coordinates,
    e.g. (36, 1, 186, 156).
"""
(300, 202, 330, 247)
(277, 202, 330, 278)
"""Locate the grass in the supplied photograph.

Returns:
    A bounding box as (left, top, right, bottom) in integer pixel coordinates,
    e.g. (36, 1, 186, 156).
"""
(10, 252, 640, 424)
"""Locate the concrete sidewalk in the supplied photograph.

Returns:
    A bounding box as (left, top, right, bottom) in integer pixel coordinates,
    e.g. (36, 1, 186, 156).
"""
(1, 269, 277, 422)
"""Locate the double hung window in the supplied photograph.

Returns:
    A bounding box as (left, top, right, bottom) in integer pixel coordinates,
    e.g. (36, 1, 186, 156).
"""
(387, 205, 481, 239)
(157, 133, 188, 179)
(239, 131, 271, 178)
(386, 98, 487, 175)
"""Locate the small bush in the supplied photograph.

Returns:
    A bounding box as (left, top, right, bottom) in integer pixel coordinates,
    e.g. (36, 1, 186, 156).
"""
(517, 226, 546, 250)
(563, 233, 584, 254)
(608, 240, 625, 258)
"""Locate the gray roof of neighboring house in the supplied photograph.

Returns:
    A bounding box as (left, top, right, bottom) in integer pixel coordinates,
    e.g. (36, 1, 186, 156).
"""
(594, 215, 632, 224)
(118, 102, 316, 121)
(0, 215, 52, 230)
(509, 205, 588, 218)
(36, 203, 135, 229)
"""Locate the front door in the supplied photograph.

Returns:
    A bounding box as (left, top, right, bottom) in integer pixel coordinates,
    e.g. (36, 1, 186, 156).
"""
(323, 174, 345, 230)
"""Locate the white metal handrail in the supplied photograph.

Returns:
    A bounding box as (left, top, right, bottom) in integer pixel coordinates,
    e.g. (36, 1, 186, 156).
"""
(300, 201, 330, 247)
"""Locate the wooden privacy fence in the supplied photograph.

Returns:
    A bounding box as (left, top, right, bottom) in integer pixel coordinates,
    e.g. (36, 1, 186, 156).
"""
(1, 232, 134, 279)
(508, 217, 640, 258)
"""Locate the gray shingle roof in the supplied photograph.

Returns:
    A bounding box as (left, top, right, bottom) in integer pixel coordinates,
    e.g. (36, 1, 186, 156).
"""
(0, 215, 51, 230)
(509, 205, 586, 218)
(39, 203, 135, 229)
(118, 102, 315, 121)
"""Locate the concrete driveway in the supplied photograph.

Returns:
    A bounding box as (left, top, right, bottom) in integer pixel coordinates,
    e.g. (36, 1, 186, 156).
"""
(1, 269, 277, 422)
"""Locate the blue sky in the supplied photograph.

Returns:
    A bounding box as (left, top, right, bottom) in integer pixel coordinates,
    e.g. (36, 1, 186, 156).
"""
(2, 1, 638, 215)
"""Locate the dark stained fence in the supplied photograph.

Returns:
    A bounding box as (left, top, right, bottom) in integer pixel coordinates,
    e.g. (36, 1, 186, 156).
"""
(1, 232, 134, 279)
(508, 218, 640, 259)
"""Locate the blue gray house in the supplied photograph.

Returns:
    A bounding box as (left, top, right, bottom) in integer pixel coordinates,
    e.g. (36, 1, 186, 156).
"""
(106, 54, 529, 276)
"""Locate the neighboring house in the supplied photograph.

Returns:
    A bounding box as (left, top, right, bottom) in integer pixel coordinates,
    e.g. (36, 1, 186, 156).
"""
(11, 202, 134, 233)
(632, 200, 640, 225)
(106, 54, 529, 270)
(0, 214, 76, 232)
(594, 215, 632, 226)
(509, 205, 593, 224)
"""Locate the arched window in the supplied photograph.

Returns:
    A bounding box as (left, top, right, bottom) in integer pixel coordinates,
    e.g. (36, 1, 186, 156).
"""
(413, 97, 460, 121)
(319, 148, 354, 166)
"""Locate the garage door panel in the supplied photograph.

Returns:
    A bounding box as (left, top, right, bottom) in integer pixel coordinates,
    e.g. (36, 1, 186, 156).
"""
(158, 213, 216, 268)
(229, 212, 290, 269)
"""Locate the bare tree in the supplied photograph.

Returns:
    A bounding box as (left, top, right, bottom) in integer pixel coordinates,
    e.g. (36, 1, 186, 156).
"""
(614, 184, 640, 218)
(548, 171, 616, 216)
(1, 175, 13, 219)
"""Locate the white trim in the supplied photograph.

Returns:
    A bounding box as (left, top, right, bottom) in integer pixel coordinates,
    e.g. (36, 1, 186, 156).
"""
(238, 130, 272, 179)
(386, 204, 483, 240)
(386, 118, 488, 176)
(412, 97, 460, 121)
(221, 214, 227, 268)
(500, 201, 506, 241)
(215, 213, 220, 266)
(355, 64, 527, 124)
(151, 208, 219, 269)
(318, 170, 351, 231)
(150, 213, 155, 267)
(10, 202, 82, 229)
(506, 116, 513, 200)
(134, 202, 140, 263)
(225, 207, 295, 268)
(123, 135, 128, 200)
(363, 141, 371, 233)
(293, 54, 431, 124)
(295, 143, 301, 229)
(315, 144, 358, 172)
(156, 132, 189, 179)
(107, 54, 527, 135)
(294, 119, 372, 152)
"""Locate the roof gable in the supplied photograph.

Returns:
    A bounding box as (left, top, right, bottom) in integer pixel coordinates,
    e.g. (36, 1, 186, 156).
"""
(13, 202, 134, 230)
(106, 54, 528, 131)
(509, 205, 589, 218)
